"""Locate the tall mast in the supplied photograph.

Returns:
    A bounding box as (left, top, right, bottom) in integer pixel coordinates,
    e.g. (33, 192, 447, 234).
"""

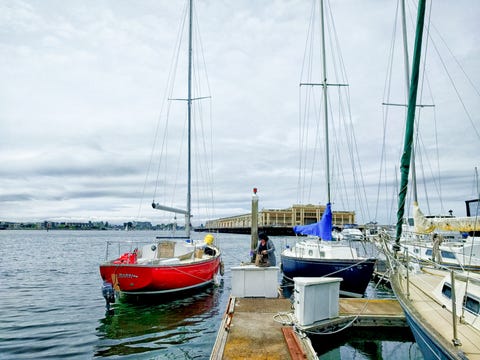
(151, 0, 209, 233)
(186, 0, 193, 237)
(320, 0, 331, 204)
(401, 0, 418, 204)
(395, 0, 426, 247)
(299, 0, 347, 214)
(400, 0, 410, 95)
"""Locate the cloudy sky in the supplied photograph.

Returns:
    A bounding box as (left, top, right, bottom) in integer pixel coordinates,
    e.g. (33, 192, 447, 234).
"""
(1, 0, 479, 226)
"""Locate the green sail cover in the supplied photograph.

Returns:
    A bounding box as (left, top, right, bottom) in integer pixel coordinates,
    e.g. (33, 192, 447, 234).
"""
(395, 0, 426, 247)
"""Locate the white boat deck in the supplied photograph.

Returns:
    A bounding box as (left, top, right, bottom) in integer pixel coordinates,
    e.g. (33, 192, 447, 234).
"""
(394, 267, 480, 359)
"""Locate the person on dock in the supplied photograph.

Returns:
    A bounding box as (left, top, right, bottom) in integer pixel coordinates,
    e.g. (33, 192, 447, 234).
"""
(256, 233, 276, 266)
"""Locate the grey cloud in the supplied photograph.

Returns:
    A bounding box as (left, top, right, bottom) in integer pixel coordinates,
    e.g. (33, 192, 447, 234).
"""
(0, 1, 478, 225)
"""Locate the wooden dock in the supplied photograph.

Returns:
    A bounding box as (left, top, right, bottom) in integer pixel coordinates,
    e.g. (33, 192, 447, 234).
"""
(210, 296, 406, 360)
(210, 296, 316, 360)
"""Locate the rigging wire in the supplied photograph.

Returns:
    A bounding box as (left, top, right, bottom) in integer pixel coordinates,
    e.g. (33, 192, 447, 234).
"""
(190, 1, 215, 224)
(154, 1, 189, 212)
(377, 0, 401, 225)
(136, 1, 188, 221)
(428, 27, 480, 141)
(298, 0, 372, 224)
(298, 0, 320, 204)
(430, 24, 480, 99)
(139, 0, 215, 226)
(326, 1, 371, 222)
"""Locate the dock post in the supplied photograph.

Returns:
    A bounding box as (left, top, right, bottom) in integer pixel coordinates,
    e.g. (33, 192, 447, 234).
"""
(250, 187, 258, 263)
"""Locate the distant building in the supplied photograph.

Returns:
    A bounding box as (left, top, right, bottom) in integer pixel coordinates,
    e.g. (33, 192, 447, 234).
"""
(132, 221, 153, 230)
(205, 204, 355, 230)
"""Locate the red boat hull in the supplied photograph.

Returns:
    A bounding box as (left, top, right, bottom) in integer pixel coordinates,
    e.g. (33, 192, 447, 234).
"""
(100, 256, 221, 294)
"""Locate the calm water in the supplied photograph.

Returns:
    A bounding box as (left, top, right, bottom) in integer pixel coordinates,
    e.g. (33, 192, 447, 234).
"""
(0, 230, 423, 359)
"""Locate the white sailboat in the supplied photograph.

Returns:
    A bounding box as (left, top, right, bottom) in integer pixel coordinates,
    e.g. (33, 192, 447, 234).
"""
(381, 0, 480, 358)
(398, 200, 480, 271)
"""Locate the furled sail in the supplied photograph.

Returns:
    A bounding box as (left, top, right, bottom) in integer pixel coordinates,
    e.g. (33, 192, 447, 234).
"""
(413, 202, 480, 233)
(293, 203, 332, 240)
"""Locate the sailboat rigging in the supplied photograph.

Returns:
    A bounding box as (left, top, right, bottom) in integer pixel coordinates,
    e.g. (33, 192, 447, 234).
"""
(281, 0, 376, 298)
(151, 0, 204, 237)
(381, 1, 480, 358)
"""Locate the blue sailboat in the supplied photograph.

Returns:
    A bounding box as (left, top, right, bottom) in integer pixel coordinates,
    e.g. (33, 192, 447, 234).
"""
(282, 203, 376, 297)
(280, 0, 376, 298)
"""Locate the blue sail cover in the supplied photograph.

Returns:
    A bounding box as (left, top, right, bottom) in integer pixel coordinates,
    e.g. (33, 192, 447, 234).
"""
(293, 203, 332, 240)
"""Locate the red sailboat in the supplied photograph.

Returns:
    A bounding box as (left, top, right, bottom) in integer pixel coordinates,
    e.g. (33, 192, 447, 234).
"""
(100, 235, 222, 302)
(100, 0, 222, 308)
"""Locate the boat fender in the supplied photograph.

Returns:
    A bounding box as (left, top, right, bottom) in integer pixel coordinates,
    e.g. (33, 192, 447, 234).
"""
(219, 261, 225, 276)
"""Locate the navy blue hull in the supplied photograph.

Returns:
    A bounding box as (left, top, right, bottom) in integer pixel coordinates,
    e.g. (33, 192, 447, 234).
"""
(281, 255, 376, 297)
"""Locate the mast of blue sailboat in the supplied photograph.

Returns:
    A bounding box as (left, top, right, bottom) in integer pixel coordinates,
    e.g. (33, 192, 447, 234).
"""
(395, 0, 426, 249)
(319, 0, 335, 240)
(320, 0, 331, 205)
(298, 0, 348, 239)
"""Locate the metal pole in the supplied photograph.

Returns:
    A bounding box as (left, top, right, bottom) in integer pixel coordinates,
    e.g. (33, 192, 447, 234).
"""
(406, 250, 410, 298)
(450, 271, 461, 346)
(185, 0, 193, 238)
(401, 0, 418, 204)
(320, 0, 331, 204)
(251, 188, 259, 262)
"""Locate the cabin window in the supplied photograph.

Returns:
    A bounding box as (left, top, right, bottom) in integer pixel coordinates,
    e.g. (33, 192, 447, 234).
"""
(413, 248, 419, 254)
(425, 249, 456, 260)
(308, 250, 313, 256)
(441, 283, 452, 299)
(440, 251, 456, 259)
(464, 295, 480, 315)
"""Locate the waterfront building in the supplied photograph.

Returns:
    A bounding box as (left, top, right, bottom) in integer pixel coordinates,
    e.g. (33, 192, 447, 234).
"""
(204, 204, 355, 234)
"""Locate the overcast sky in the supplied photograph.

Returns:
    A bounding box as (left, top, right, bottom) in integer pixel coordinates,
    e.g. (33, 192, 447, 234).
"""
(1, 0, 479, 226)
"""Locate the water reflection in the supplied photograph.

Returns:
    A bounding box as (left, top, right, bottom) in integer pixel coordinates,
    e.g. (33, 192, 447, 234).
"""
(311, 327, 423, 359)
(95, 284, 223, 358)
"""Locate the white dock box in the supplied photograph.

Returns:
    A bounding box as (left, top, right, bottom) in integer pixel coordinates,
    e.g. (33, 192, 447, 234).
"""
(294, 277, 342, 326)
(231, 265, 279, 298)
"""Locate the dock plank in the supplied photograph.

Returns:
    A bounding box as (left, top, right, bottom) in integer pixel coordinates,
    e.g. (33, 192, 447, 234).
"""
(339, 298, 404, 316)
(282, 327, 307, 359)
(220, 298, 293, 360)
